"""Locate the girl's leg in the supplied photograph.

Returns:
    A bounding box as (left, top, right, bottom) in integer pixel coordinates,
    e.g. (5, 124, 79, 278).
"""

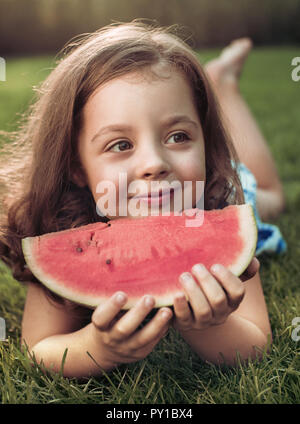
(204, 39, 285, 221)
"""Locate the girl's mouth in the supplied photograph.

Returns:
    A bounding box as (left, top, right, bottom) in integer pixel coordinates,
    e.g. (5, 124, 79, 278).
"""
(136, 188, 175, 205)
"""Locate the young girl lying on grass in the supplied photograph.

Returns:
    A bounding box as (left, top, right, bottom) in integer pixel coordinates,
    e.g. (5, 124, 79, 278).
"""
(0, 21, 286, 378)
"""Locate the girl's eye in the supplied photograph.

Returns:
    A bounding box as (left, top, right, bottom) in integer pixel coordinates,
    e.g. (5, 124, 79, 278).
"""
(167, 132, 190, 144)
(107, 132, 189, 152)
(108, 140, 132, 152)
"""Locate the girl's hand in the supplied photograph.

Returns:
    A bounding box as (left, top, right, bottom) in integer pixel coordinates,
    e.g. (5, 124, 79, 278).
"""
(90, 292, 173, 369)
(172, 258, 259, 333)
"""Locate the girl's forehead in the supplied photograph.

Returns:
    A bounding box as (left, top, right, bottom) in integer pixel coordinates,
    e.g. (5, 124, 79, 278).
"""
(88, 63, 192, 103)
(79, 65, 200, 140)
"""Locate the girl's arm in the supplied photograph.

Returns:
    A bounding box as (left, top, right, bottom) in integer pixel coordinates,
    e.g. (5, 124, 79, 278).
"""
(172, 264, 272, 366)
(22, 282, 112, 378)
(22, 283, 173, 379)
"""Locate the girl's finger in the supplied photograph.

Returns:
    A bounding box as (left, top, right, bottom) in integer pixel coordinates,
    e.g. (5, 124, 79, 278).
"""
(190, 264, 229, 320)
(173, 292, 192, 324)
(210, 264, 245, 310)
(179, 273, 213, 324)
(129, 307, 173, 349)
(110, 295, 157, 342)
(92, 291, 128, 330)
(239, 257, 260, 282)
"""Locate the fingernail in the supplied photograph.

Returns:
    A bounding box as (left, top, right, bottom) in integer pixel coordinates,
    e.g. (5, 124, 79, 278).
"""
(192, 263, 206, 274)
(115, 292, 126, 304)
(176, 292, 186, 302)
(144, 295, 155, 308)
(254, 257, 260, 268)
(180, 272, 192, 281)
(160, 308, 171, 320)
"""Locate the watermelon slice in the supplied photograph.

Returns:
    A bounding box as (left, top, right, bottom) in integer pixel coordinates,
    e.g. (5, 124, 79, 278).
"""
(22, 204, 257, 309)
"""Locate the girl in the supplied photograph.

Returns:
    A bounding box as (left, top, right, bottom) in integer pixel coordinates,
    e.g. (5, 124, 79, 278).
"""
(0, 21, 286, 379)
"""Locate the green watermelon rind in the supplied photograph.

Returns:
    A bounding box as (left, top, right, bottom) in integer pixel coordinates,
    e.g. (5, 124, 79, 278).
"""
(22, 204, 257, 310)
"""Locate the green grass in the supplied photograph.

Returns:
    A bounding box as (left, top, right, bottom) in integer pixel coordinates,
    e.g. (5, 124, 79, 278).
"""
(0, 56, 56, 133)
(1, 48, 300, 404)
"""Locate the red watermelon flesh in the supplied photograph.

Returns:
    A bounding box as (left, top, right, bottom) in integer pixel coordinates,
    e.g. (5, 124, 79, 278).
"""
(22, 204, 257, 309)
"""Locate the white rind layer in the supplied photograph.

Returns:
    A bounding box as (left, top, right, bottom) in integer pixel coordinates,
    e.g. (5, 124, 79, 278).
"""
(22, 204, 257, 310)
(226, 203, 257, 276)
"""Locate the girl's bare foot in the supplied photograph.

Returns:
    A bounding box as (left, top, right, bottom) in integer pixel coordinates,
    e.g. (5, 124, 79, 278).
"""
(204, 38, 253, 89)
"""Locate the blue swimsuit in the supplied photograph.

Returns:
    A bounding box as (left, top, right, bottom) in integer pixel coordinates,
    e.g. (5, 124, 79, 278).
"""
(237, 163, 287, 256)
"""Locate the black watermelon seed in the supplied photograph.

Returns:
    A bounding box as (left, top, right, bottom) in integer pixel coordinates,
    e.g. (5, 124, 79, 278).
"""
(106, 259, 111, 264)
(76, 247, 83, 253)
(107, 223, 111, 227)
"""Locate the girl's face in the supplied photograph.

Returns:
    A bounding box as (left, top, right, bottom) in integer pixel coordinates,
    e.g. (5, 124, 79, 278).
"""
(76, 64, 206, 220)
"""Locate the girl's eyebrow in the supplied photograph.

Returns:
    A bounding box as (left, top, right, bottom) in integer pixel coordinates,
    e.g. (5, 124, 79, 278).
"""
(90, 115, 199, 143)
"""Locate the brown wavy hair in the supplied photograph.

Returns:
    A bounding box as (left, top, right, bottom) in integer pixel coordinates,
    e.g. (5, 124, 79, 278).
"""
(0, 19, 244, 303)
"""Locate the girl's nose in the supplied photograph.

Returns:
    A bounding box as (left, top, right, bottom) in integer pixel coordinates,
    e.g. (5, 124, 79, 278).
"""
(134, 146, 171, 180)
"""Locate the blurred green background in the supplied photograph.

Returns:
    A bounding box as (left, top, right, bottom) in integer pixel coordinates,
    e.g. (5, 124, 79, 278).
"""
(0, 0, 300, 56)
